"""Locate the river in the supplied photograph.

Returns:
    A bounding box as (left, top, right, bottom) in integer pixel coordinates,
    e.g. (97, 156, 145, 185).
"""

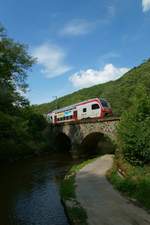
(0, 153, 75, 225)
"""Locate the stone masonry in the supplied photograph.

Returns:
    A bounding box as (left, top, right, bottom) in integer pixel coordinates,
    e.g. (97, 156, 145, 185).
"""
(52, 118, 119, 158)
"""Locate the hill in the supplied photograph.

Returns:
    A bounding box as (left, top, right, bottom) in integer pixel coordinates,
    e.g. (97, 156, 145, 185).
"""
(32, 59, 150, 116)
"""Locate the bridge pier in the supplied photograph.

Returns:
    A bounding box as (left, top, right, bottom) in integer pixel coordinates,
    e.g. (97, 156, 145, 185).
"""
(70, 142, 81, 159)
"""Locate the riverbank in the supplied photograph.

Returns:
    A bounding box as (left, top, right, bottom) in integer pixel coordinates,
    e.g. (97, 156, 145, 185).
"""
(61, 154, 150, 225)
(60, 158, 97, 225)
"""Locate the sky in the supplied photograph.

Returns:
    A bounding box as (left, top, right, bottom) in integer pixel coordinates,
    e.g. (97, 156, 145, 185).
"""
(0, 0, 150, 104)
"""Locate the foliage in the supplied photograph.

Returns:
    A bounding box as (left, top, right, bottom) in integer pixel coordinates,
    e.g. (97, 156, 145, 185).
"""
(117, 85, 150, 165)
(107, 158, 150, 210)
(0, 24, 50, 160)
(0, 26, 34, 113)
(60, 175, 75, 200)
(27, 112, 48, 139)
(33, 59, 150, 116)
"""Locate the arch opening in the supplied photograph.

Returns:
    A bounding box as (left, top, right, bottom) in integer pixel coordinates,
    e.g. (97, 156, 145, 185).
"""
(54, 133, 71, 153)
(80, 132, 115, 157)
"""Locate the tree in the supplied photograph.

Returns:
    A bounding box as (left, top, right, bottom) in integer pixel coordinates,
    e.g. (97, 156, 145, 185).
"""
(0, 24, 35, 113)
(117, 85, 150, 165)
(0, 24, 39, 159)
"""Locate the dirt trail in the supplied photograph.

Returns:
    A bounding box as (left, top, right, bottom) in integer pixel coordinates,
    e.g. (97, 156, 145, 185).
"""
(76, 155, 150, 225)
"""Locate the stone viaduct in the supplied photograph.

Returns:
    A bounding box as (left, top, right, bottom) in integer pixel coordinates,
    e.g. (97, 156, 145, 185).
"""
(52, 118, 120, 158)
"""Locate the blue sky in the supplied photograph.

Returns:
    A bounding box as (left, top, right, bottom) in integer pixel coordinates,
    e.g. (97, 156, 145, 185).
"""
(0, 0, 150, 104)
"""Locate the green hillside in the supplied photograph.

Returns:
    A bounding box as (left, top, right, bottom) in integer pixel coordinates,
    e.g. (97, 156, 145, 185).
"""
(33, 59, 150, 116)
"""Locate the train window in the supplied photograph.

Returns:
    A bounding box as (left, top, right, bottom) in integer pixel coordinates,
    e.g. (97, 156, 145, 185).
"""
(83, 108, 87, 113)
(101, 99, 109, 107)
(91, 104, 100, 110)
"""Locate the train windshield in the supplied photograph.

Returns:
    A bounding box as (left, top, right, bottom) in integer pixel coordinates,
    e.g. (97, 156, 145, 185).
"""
(100, 99, 109, 108)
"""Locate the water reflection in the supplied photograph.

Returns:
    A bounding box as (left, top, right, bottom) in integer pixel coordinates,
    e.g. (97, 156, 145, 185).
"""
(0, 153, 73, 225)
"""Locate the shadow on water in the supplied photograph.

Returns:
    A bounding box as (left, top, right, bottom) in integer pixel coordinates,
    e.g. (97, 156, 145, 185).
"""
(0, 153, 75, 225)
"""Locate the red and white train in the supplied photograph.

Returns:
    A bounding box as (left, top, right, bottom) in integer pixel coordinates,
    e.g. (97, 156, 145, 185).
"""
(47, 98, 112, 124)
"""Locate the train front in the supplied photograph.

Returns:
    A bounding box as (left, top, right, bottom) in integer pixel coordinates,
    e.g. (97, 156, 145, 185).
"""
(100, 99, 113, 117)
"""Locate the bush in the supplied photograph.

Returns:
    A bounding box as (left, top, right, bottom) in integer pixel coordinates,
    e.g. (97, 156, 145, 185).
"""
(117, 85, 150, 165)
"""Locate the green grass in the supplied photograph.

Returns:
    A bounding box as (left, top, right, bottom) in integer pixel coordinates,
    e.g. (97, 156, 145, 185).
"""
(67, 206, 88, 225)
(60, 157, 97, 225)
(60, 175, 75, 200)
(107, 157, 150, 210)
(33, 59, 150, 116)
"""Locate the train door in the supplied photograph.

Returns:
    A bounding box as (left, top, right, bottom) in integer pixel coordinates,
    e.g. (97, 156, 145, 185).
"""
(77, 104, 89, 120)
(90, 102, 101, 118)
(73, 110, 77, 121)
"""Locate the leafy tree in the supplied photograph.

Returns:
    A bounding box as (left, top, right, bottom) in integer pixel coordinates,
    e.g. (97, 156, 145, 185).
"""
(0, 24, 51, 159)
(117, 85, 150, 165)
(0, 25, 34, 113)
(27, 113, 47, 139)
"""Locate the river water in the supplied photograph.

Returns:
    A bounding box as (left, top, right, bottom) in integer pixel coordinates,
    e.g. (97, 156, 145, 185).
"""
(0, 153, 75, 225)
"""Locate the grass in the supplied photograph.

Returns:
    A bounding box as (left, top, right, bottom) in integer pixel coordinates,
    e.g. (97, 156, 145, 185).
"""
(107, 157, 150, 210)
(60, 157, 97, 225)
(60, 175, 76, 200)
(67, 206, 88, 225)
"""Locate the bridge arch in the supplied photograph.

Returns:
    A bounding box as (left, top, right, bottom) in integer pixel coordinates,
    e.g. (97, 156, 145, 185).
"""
(79, 132, 115, 157)
(53, 132, 71, 152)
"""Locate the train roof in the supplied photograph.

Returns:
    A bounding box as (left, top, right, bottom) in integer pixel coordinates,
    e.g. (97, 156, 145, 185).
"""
(52, 97, 100, 114)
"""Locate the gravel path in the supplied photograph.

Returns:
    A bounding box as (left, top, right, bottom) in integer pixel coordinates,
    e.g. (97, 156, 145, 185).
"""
(75, 155, 150, 225)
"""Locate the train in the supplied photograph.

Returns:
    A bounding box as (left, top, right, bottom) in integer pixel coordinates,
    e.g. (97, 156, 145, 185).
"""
(47, 97, 112, 124)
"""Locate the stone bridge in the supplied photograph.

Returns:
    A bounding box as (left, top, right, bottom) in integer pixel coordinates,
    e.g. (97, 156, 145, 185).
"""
(52, 118, 120, 158)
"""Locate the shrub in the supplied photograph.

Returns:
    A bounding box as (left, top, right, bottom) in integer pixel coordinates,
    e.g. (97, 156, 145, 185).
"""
(117, 85, 150, 165)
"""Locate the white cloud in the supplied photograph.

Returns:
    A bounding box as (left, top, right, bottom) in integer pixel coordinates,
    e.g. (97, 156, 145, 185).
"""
(142, 0, 150, 12)
(69, 64, 130, 88)
(60, 19, 95, 36)
(32, 43, 71, 78)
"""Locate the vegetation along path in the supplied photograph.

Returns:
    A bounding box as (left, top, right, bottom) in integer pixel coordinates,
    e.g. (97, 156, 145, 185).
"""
(75, 155, 150, 225)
